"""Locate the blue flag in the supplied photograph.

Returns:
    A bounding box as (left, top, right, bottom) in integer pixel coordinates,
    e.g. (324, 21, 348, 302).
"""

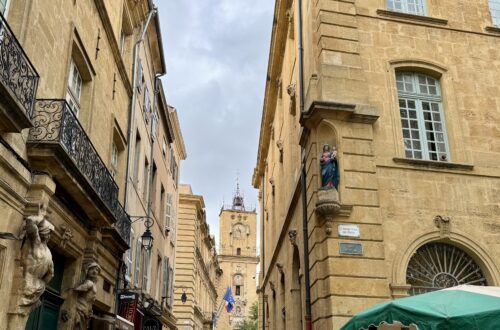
(223, 287, 235, 313)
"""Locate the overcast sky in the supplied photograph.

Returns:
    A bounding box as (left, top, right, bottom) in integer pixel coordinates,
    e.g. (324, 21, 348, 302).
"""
(157, 1, 274, 246)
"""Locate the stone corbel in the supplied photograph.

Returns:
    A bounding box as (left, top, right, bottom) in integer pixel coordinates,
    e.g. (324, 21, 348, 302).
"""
(287, 83, 297, 115)
(288, 229, 297, 246)
(276, 262, 284, 276)
(315, 189, 352, 235)
(434, 215, 451, 237)
(276, 140, 284, 163)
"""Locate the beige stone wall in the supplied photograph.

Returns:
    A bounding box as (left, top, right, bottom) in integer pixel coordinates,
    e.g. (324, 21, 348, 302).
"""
(216, 208, 259, 329)
(174, 185, 221, 330)
(0, 0, 181, 328)
(255, 0, 500, 329)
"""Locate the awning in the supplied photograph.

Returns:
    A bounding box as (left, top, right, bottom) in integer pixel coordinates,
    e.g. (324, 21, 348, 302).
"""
(340, 285, 500, 330)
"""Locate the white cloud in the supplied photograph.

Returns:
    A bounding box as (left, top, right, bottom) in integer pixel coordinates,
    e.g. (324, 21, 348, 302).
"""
(157, 1, 274, 245)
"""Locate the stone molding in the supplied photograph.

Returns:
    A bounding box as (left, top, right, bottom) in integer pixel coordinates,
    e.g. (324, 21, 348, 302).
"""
(376, 9, 448, 26)
(392, 157, 473, 171)
(302, 101, 379, 128)
(485, 26, 500, 34)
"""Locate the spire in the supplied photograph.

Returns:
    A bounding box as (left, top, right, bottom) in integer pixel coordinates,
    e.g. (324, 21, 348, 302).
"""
(232, 175, 245, 211)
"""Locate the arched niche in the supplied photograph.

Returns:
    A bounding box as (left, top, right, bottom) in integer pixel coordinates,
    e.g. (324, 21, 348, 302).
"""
(316, 121, 340, 189)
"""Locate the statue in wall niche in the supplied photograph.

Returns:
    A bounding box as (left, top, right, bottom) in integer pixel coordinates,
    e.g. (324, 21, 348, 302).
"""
(18, 208, 55, 314)
(320, 144, 339, 190)
(73, 262, 101, 330)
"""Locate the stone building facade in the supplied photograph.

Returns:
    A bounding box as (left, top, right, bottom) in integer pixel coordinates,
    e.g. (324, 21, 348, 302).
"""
(0, 0, 183, 329)
(173, 184, 222, 330)
(122, 4, 186, 327)
(215, 186, 259, 329)
(254, 0, 500, 329)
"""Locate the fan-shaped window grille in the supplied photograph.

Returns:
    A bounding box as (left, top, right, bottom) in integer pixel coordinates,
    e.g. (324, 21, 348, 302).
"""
(406, 242, 488, 295)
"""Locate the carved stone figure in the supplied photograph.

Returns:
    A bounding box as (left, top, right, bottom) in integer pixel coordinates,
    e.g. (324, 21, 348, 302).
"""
(60, 225, 73, 249)
(320, 144, 339, 189)
(18, 208, 55, 314)
(73, 262, 101, 330)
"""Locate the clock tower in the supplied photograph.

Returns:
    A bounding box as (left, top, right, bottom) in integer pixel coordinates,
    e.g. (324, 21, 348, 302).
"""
(216, 183, 259, 329)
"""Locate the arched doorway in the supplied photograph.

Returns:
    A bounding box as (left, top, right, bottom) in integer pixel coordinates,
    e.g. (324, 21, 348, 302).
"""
(291, 247, 303, 328)
(406, 242, 488, 295)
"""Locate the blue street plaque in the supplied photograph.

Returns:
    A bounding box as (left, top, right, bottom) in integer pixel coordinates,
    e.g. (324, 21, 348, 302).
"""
(339, 242, 363, 255)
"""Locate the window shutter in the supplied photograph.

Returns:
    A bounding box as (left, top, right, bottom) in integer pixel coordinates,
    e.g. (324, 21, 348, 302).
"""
(134, 238, 142, 285)
(163, 256, 169, 298)
(169, 266, 174, 306)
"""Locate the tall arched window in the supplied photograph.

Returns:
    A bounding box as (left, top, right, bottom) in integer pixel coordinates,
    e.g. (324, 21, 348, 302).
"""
(406, 242, 488, 295)
(396, 72, 450, 161)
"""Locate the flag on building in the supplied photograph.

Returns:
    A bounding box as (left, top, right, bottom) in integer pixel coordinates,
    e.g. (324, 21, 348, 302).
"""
(223, 287, 236, 313)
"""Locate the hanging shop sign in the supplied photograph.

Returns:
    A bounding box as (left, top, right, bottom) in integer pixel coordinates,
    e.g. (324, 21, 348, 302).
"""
(143, 317, 162, 330)
(118, 291, 139, 324)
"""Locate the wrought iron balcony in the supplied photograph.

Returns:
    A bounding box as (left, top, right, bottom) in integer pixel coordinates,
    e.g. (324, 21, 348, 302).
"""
(28, 100, 130, 245)
(0, 12, 39, 132)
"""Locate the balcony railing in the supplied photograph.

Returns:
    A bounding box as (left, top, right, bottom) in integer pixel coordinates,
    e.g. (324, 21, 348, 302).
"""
(0, 12, 39, 129)
(114, 202, 131, 245)
(28, 100, 130, 244)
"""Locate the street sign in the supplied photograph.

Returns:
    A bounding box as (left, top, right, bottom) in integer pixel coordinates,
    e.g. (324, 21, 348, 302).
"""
(338, 224, 360, 238)
(339, 242, 363, 255)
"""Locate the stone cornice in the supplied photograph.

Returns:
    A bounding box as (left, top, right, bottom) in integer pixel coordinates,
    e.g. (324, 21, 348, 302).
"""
(94, 0, 133, 97)
(253, 0, 294, 188)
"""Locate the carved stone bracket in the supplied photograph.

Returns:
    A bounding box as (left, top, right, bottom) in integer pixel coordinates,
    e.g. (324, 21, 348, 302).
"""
(288, 229, 297, 246)
(434, 215, 451, 237)
(315, 189, 341, 235)
(276, 262, 284, 276)
(59, 225, 73, 249)
(276, 140, 284, 163)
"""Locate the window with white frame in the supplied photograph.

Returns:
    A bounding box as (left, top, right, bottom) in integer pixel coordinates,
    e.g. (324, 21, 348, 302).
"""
(162, 138, 168, 158)
(111, 142, 118, 179)
(490, 0, 500, 26)
(143, 86, 150, 124)
(0, 0, 9, 15)
(142, 249, 151, 292)
(125, 230, 134, 280)
(66, 60, 83, 116)
(387, 0, 426, 15)
(396, 72, 449, 161)
(165, 193, 172, 232)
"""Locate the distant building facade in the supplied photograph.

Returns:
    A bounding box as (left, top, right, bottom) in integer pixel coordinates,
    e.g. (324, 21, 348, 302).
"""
(215, 185, 259, 329)
(173, 184, 222, 330)
(254, 0, 500, 329)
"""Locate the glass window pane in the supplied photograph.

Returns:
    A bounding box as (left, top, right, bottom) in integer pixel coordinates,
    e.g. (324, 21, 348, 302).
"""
(407, 100, 416, 109)
(414, 151, 423, 159)
(423, 112, 432, 120)
(400, 109, 408, 118)
(411, 130, 420, 139)
(432, 112, 441, 121)
(425, 122, 433, 130)
(405, 150, 413, 158)
(431, 103, 440, 112)
(410, 120, 418, 128)
(403, 130, 410, 138)
(399, 99, 407, 108)
(402, 120, 409, 128)
(422, 102, 430, 111)
(404, 139, 412, 150)
(409, 110, 417, 119)
(413, 141, 421, 150)
(434, 123, 442, 131)
(438, 143, 446, 152)
(436, 133, 444, 141)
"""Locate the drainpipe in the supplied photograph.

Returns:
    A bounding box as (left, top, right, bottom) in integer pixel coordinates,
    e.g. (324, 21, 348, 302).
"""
(297, 0, 312, 329)
(261, 174, 266, 330)
(124, 7, 158, 211)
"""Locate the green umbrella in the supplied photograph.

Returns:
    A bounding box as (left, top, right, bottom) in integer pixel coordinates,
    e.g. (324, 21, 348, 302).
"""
(340, 285, 500, 330)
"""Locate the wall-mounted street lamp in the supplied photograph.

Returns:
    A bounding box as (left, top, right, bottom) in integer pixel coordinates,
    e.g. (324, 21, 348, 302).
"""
(130, 216, 154, 251)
